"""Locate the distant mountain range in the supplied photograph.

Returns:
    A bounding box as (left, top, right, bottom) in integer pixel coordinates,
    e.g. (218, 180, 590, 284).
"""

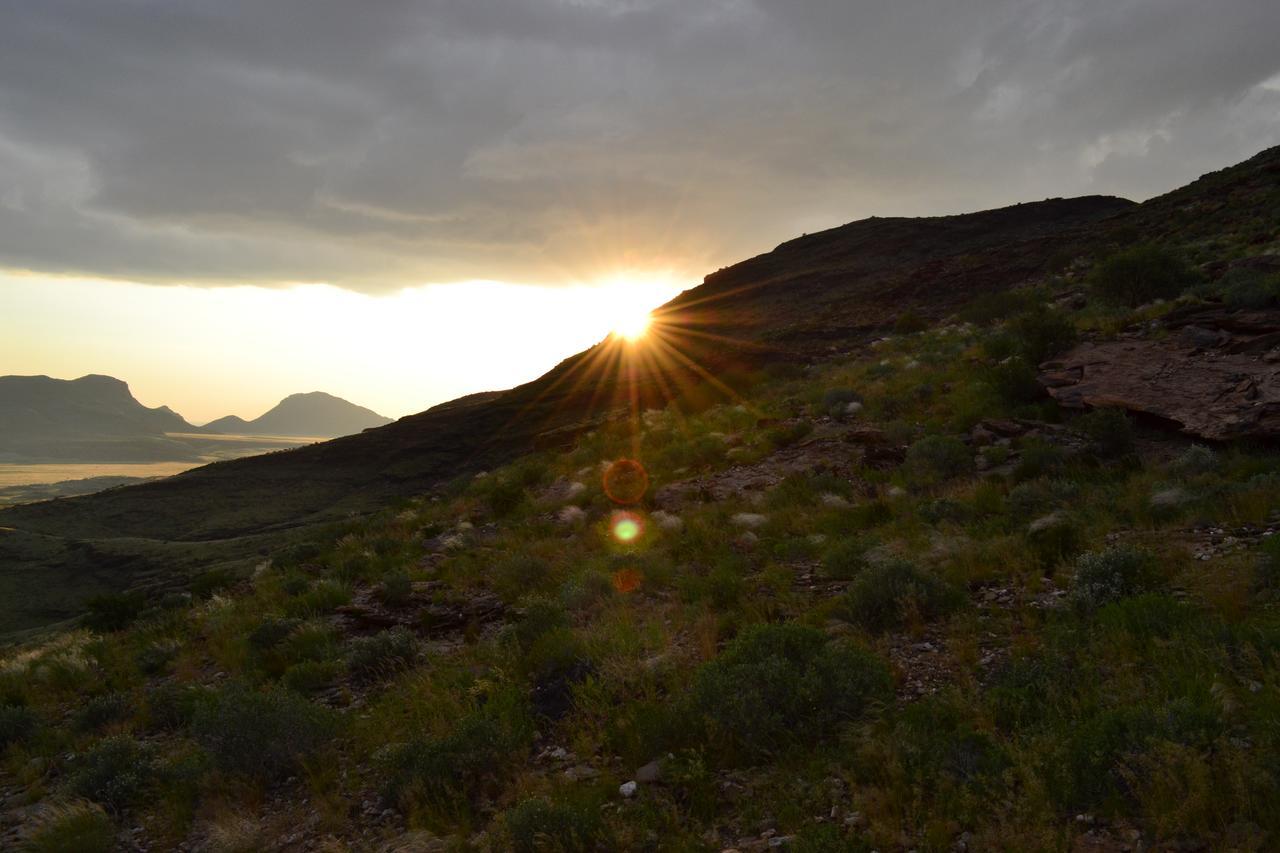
(203, 392, 392, 438)
(0, 375, 391, 462)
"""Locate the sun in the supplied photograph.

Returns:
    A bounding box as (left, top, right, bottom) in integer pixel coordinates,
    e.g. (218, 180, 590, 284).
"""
(612, 308, 652, 342)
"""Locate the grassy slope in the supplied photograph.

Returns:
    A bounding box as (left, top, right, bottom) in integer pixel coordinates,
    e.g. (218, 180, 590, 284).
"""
(2, 146, 1280, 851)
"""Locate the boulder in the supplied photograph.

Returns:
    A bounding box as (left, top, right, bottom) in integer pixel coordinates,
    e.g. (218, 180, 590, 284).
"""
(1040, 308, 1280, 441)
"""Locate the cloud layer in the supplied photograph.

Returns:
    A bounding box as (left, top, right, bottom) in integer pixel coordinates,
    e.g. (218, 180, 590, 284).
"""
(1, 0, 1278, 291)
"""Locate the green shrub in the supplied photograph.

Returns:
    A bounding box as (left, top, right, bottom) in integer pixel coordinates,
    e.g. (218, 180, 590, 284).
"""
(689, 623, 890, 758)
(20, 801, 115, 853)
(134, 641, 177, 676)
(67, 736, 154, 810)
(1071, 547, 1161, 613)
(1256, 535, 1280, 595)
(1089, 244, 1199, 306)
(0, 704, 38, 747)
(904, 435, 972, 484)
(282, 580, 350, 618)
(83, 592, 145, 633)
(1076, 407, 1134, 458)
(347, 627, 419, 682)
(378, 571, 413, 607)
(74, 693, 130, 732)
(281, 660, 342, 695)
(192, 684, 334, 781)
(840, 560, 964, 634)
(501, 796, 608, 853)
(144, 683, 210, 732)
(190, 568, 237, 599)
(1026, 512, 1081, 569)
(1011, 438, 1066, 483)
(793, 824, 873, 853)
(961, 289, 1042, 325)
(1168, 444, 1218, 477)
(1006, 305, 1079, 364)
(893, 695, 1008, 790)
(248, 617, 301, 652)
(494, 555, 555, 601)
(513, 599, 571, 652)
(822, 537, 872, 580)
(1220, 269, 1280, 310)
(822, 387, 863, 416)
(986, 357, 1043, 404)
(381, 688, 533, 809)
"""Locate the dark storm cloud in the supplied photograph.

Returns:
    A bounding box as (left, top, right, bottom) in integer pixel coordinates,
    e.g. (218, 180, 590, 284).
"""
(0, 0, 1277, 290)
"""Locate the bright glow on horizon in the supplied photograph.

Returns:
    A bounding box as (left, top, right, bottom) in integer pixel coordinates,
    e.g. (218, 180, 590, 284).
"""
(0, 271, 685, 424)
(612, 309, 652, 342)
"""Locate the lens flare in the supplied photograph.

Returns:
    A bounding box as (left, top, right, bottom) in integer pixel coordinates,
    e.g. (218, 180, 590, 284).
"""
(612, 567, 643, 593)
(603, 459, 648, 505)
(611, 510, 644, 544)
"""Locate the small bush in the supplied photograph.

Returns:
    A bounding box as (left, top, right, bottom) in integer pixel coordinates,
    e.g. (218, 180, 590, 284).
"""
(74, 693, 131, 732)
(1026, 512, 1081, 569)
(281, 660, 342, 695)
(689, 623, 890, 758)
(494, 555, 555, 601)
(1011, 438, 1066, 482)
(144, 683, 210, 731)
(20, 800, 115, 853)
(822, 387, 863, 416)
(904, 435, 972, 484)
(986, 357, 1043, 404)
(961, 289, 1042, 325)
(502, 796, 608, 853)
(192, 684, 334, 782)
(1169, 445, 1218, 477)
(1256, 535, 1280, 595)
(840, 560, 964, 633)
(190, 568, 238, 599)
(83, 592, 145, 633)
(1220, 269, 1280, 310)
(282, 580, 350, 618)
(347, 627, 419, 682)
(248, 617, 301, 652)
(67, 736, 154, 810)
(381, 688, 533, 808)
(1089, 244, 1199, 307)
(1071, 547, 1162, 613)
(822, 537, 872, 580)
(0, 704, 38, 747)
(134, 641, 177, 676)
(378, 571, 413, 607)
(1076, 408, 1134, 458)
(513, 599, 571, 652)
(893, 696, 1008, 790)
(1007, 305, 1079, 364)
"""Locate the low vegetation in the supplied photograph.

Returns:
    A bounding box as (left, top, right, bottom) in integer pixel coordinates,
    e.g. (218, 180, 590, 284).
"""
(3, 242, 1280, 850)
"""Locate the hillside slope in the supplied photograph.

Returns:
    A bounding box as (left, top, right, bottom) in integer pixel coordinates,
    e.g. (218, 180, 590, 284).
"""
(1, 144, 1278, 634)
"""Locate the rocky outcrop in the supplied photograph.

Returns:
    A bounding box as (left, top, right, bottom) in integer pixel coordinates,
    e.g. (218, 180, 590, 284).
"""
(1040, 307, 1280, 441)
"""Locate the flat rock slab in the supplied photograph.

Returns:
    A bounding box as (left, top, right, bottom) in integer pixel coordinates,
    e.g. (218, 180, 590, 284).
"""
(1041, 309, 1280, 441)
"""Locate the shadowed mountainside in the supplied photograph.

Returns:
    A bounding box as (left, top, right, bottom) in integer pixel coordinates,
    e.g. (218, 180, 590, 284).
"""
(1, 144, 1278, 634)
(203, 391, 392, 438)
(0, 374, 206, 463)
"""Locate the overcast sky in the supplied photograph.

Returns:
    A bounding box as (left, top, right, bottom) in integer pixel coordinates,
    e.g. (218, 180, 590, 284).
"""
(2, 1, 1279, 421)
(2, 0, 1278, 291)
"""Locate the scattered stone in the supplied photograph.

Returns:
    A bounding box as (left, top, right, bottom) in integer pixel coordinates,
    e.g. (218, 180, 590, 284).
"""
(619, 780, 637, 798)
(652, 510, 684, 531)
(635, 760, 663, 784)
(731, 512, 768, 528)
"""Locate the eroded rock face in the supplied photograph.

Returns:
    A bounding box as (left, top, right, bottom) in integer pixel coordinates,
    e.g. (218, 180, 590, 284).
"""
(1040, 308, 1280, 441)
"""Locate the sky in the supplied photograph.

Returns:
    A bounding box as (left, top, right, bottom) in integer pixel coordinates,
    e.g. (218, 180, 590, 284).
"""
(2, 1, 1279, 421)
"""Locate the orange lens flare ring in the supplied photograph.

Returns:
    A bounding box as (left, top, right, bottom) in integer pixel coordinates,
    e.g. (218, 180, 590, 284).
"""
(611, 567, 643, 594)
(603, 459, 648, 505)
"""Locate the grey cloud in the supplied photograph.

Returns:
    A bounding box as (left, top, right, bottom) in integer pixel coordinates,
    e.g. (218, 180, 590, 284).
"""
(0, 0, 1277, 291)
